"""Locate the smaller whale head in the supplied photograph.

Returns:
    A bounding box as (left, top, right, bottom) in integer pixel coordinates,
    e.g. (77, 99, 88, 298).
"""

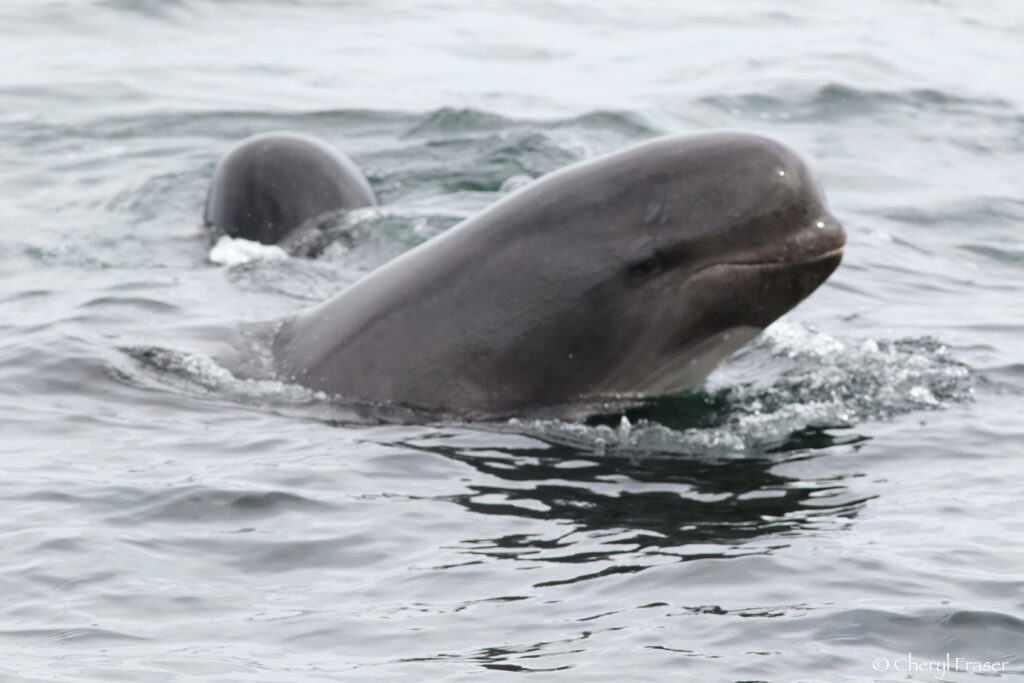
(204, 131, 376, 246)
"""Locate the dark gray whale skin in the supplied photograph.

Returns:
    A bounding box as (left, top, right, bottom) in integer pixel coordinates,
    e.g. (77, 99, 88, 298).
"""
(204, 131, 376, 245)
(271, 131, 846, 419)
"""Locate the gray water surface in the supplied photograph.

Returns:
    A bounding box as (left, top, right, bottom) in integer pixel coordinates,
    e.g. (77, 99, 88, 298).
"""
(1, 1, 1022, 681)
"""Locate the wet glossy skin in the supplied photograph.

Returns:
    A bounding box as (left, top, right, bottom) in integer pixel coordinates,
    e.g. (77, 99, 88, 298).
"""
(270, 131, 846, 418)
(204, 131, 376, 245)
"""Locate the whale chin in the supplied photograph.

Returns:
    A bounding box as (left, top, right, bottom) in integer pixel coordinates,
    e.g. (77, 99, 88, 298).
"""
(615, 325, 764, 397)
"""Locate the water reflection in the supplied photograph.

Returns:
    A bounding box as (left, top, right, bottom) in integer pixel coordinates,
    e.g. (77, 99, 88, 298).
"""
(394, 426, 873, 581)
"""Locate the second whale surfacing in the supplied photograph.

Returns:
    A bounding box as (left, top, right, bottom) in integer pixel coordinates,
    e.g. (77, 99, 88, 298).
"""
(204, 131, 377, 248)
(207, 130, 846, 419)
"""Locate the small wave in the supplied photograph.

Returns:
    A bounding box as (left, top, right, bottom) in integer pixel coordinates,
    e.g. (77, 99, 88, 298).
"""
(223, 256, 355, 301)
(366, 128, 581, 201)
(120, 341, 418, 424)
(108, 163, 210, 230)
(874, 196, 1024, 229)
(958, 243, 1024, 267)
(810, 607, 1024, 663)
(105, 486, 332, 525)
(701, 82, 1015, 123)
(553, 110, 657, 137)
(0, 626, 148, 644)
(369, 106, 658, 201)
(122, 345, 323, 406)
(403, 107, 656, 140)
(402, 107, 515, 138)
(78, 295, 179, 313)
(22, 242, 120, 270)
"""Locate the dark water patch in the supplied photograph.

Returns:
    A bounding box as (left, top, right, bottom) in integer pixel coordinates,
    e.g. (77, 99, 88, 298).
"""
(397, 633, 588, 674)
(385, 435, 870, 583)
(765, 426, 871, 454)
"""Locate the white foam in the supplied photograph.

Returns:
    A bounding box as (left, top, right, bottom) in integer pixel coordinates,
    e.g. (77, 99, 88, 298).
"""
(208, 235, 288, 266)
(125, 345, 325, 405)
(506, 323, 972, 457)
(508, 416, 749, 458)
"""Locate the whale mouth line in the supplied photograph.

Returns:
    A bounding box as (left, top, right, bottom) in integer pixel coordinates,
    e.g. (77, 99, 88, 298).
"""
(697, 246, 845, 275)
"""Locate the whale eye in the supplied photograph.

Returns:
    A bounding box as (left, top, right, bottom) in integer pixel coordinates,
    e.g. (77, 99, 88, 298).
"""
(626, 254, 663, 280)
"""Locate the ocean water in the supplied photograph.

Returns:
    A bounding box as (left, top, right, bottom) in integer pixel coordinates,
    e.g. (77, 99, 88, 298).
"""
(1, 0, 1022, 680)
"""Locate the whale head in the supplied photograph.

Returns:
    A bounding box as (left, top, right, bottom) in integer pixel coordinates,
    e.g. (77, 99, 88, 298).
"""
(581, 132, 846, 399)
(272, 131, 845, 418)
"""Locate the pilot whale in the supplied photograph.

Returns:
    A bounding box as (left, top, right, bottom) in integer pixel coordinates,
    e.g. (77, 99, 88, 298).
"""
(207, 131, 845, 418)
(204, 131, 376, 247)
